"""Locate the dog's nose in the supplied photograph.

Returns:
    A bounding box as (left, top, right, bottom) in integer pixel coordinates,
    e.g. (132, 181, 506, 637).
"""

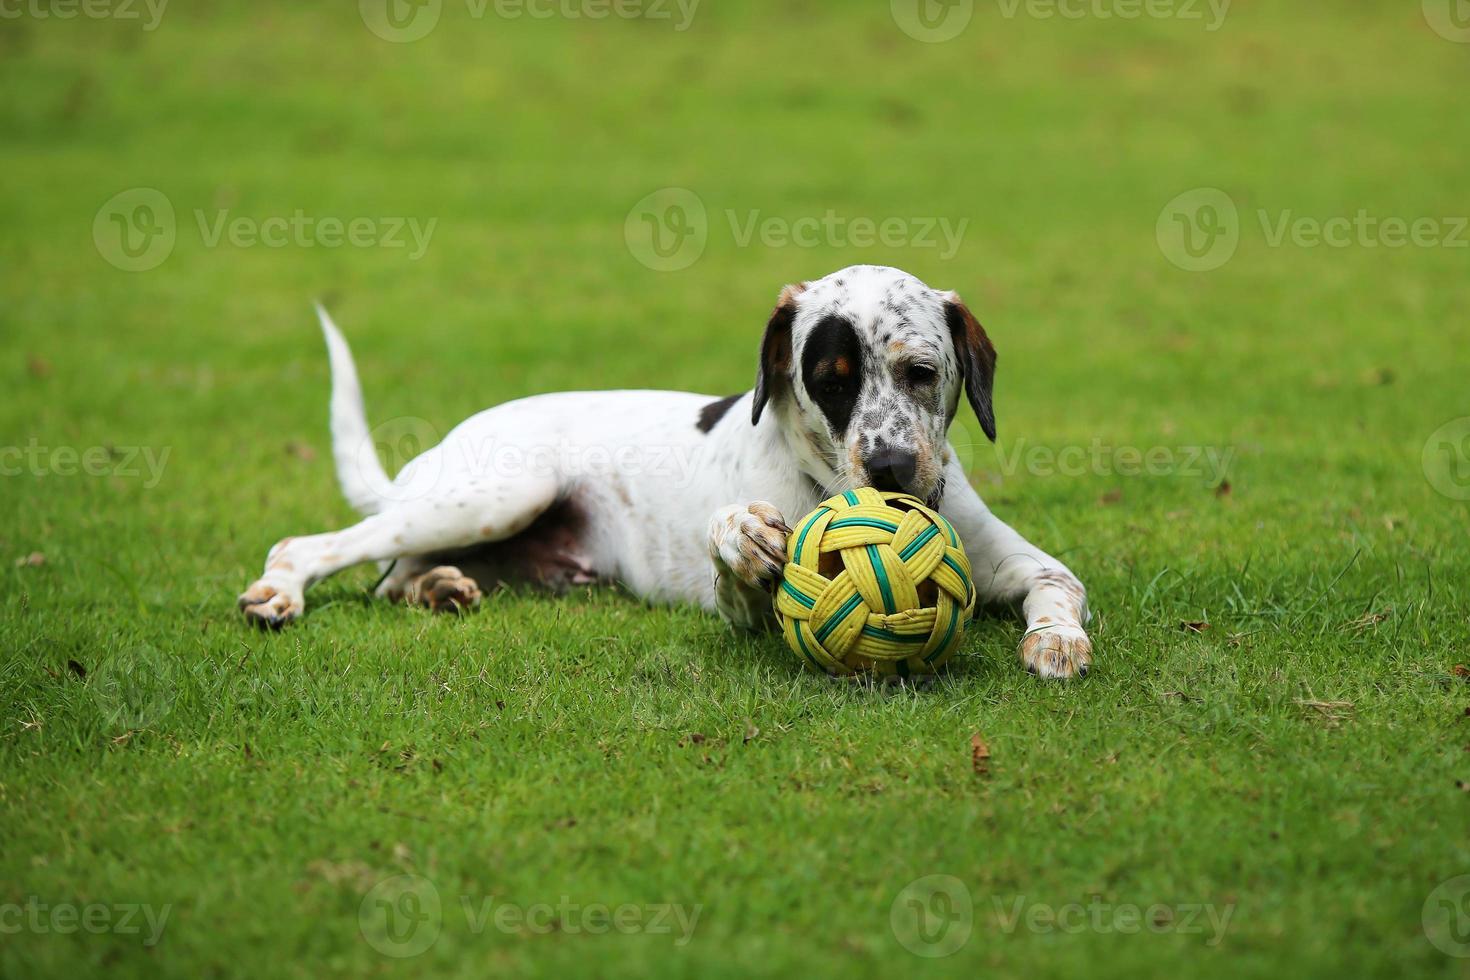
(866, 447, 918, 493)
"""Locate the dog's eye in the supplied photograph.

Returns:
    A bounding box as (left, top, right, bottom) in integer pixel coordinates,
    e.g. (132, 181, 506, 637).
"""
(906, 364, 938, 386)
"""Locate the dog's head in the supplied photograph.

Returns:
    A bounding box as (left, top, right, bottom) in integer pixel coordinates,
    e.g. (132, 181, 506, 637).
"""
(751, 265, 996, 507)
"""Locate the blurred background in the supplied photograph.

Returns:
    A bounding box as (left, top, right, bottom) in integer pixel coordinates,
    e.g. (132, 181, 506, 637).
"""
(3, 2, 1466, 546)
(2, 2, 1466, 567)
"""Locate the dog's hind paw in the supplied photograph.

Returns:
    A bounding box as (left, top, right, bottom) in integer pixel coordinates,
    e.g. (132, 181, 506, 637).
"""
(405, 566, 482, 614)
(238, 581, 303, 630)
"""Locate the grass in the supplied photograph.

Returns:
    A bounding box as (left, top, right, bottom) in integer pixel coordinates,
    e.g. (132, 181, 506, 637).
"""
(2, 1, 1469, 976)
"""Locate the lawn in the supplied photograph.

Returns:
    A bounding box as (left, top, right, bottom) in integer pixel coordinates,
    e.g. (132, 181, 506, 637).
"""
(2, 1, 1469, 977)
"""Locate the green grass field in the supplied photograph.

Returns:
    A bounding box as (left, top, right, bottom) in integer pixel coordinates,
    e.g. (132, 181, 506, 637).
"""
(3, 1, 1469, 976)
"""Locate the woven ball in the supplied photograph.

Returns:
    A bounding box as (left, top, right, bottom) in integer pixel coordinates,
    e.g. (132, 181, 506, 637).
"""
(774, 488, 977, 677)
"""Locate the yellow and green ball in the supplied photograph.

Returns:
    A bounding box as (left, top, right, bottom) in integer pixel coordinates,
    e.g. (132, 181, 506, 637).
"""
(774, 488, 977, 677)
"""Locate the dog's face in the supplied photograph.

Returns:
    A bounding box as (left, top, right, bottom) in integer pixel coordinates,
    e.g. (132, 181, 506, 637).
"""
(752, 265, 997, 507)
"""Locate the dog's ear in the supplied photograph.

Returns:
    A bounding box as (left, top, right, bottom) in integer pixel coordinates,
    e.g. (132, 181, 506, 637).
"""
(942, 291, 998, 442)
(752, 283, 805, 425)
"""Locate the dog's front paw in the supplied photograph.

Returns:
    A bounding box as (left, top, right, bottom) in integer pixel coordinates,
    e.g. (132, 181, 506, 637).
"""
(709, 502, 790, 591)
(238, 580, 303, 630)
(1020, 623, 1092, 679)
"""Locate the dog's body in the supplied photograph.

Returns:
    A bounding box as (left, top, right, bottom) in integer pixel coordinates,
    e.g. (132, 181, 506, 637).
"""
(239, 266, 1093, 678)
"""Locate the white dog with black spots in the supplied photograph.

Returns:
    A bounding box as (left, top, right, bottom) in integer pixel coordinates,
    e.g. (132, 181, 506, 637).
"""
(239, 265, 1092, 678)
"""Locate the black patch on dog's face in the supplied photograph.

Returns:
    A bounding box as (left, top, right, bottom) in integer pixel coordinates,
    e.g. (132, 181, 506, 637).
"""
(696, 393, 743, 433)
(800, 315, 863, 438)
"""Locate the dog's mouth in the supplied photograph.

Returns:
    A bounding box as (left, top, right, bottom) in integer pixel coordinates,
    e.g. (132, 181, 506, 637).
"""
(923, 476, 946, 510)
(819, 472, 946, 510)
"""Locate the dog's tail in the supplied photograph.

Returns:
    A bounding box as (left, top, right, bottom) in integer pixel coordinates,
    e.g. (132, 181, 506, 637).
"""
(316, 304, 388, 516)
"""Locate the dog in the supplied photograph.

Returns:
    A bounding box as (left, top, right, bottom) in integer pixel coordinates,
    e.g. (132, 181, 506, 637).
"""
(238, 265, 1092, 678)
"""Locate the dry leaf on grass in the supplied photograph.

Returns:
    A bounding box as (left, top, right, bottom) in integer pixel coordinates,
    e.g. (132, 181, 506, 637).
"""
(971, 733, 991, 776)
(303, 859, 377, 891)
(1180, 621, 1210, 634)
(14, 552, 45, 568)
(1295, 699, 1354, 712)
(1345, 611, 1390, 632)
(1294, 699, 1354, 726)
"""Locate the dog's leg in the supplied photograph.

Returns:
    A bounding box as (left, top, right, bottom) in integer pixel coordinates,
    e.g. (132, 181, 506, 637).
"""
(239, 476, 557, 629)
(940, 468, 1092, 679)
(707, 502, 789, 630)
